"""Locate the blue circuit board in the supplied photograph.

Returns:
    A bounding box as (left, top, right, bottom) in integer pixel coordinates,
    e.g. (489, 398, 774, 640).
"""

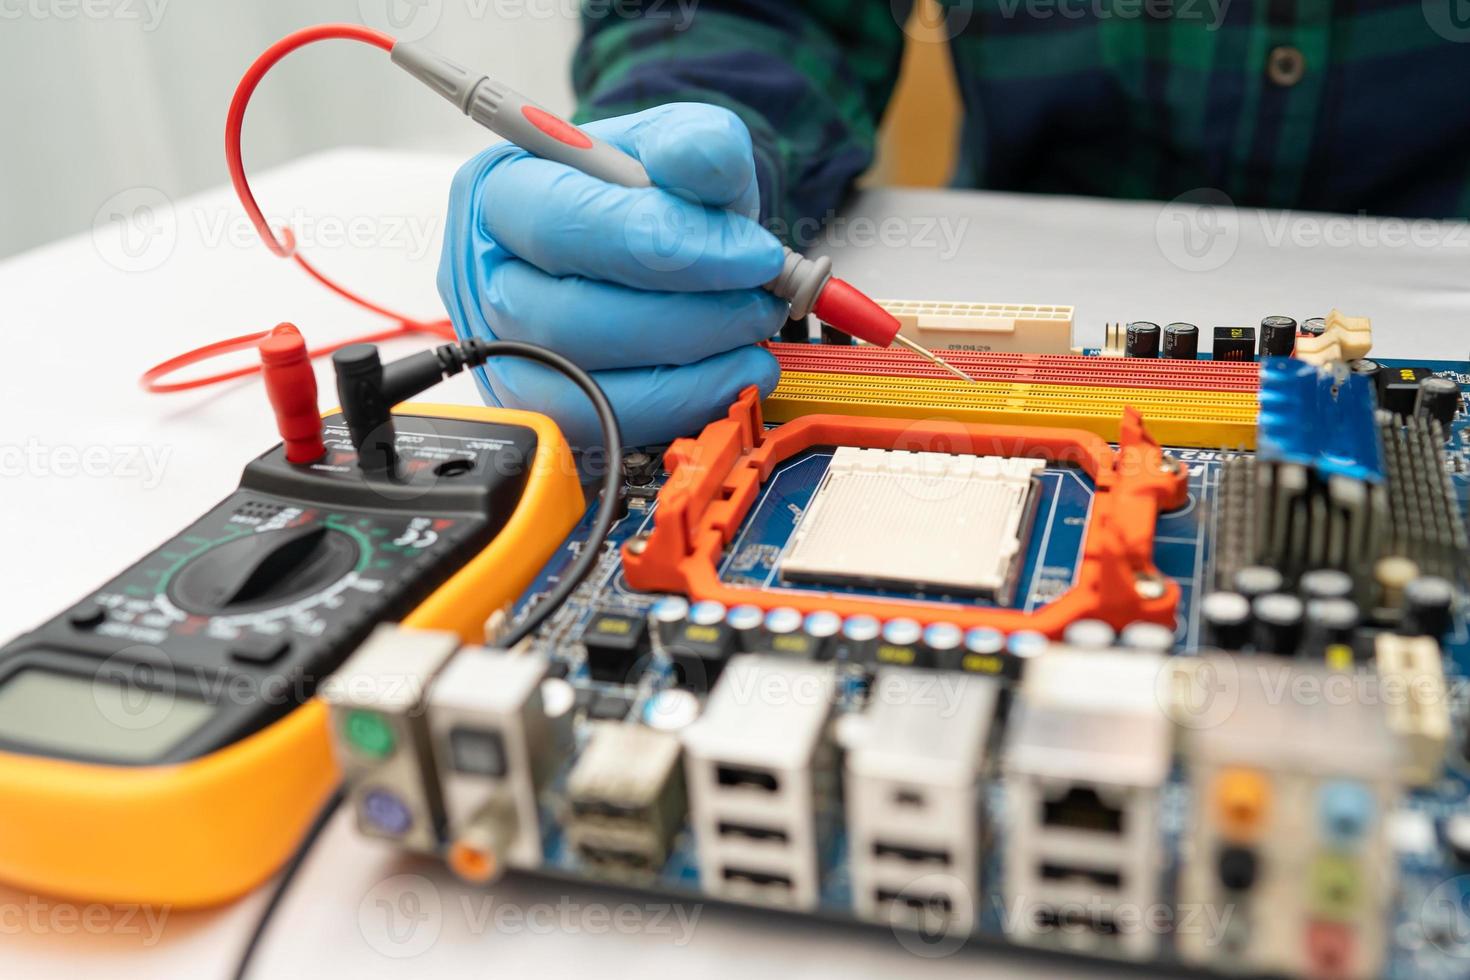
(509, 357, 1470, 977)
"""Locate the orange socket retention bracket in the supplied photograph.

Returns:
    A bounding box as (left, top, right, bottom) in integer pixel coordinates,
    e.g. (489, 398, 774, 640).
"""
(621, 387, 1188, 636)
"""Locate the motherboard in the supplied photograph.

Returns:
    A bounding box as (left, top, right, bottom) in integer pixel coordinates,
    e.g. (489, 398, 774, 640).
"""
(324, 308, 1470, 980)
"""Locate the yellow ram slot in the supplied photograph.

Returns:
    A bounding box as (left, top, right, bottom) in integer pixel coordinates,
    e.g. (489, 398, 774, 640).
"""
(764, 371, 1258, 450)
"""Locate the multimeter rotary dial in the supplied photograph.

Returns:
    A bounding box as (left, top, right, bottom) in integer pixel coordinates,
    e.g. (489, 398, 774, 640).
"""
(168, 523, 360, 615)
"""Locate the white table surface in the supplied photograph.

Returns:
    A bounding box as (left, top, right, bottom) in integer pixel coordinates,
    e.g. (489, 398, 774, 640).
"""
(2, 148, 1467, 980)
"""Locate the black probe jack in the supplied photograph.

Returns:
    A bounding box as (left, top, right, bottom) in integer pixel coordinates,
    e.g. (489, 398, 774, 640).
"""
(234, 338, 623, 980)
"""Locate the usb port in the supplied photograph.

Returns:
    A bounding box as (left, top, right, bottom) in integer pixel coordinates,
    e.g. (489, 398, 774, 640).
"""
(717, 821, 789, 844)
(722, 866, 792, 889)
(715, 764, 779, 793)
(872, 841, 951, 865)
(1034, 904, 1119, 935)
(876, 889, 954, 914)
(1039, 862, 1123, 889)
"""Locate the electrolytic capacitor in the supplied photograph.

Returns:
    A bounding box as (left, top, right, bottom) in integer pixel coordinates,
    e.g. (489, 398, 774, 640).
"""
(726, 604, 766, 651)
(1063, 619, 1116, 650)
(1259, 315, 1298, 357)
(1162, 322, 1200, 359)
(841, 614, 881, 663)
(762, 606, 806, 655)
(1349, 359, 1382, 386)
(1301, 317, 1326, 337)
(803, 611, 843, 659)
(1201, 592, 1253, 649)
(922, 622, 964, 668)
(1402, 576, 1455, 639)
(1120, 621, 1175, 653)
(1304, 597, 1359, 653)
(1253, 593, 1305, 655)
(1233, 565, 1285, 601)
(1415, 377, 1462, 430)
(1300, 568, 1354, 602)
(649, 596, 689, 648)
(1125, 321, 1161, 358)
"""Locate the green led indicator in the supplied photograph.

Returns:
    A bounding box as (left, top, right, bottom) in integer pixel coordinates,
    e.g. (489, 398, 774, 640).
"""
(344, 710, 396, 759)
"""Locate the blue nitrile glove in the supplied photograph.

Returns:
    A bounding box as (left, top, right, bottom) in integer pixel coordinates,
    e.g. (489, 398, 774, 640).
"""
(438, 102, 788, 448)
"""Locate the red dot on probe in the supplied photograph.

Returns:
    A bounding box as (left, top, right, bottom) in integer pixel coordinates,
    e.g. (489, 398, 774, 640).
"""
(259, 323, 326, 464)
(810, 277, 902, 347)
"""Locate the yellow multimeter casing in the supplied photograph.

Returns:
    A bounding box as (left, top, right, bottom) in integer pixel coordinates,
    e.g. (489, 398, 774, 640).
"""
(0, 403, 585, 908)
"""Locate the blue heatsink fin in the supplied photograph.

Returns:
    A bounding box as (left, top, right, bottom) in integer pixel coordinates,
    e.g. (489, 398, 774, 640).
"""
(1256, 357, 1385, 484)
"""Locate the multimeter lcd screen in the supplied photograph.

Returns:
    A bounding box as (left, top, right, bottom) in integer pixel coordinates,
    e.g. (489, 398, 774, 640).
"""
(0, 669, 214, 763)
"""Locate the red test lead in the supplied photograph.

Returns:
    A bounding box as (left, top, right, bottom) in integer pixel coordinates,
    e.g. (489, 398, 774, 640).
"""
(259, 324, 325, 464)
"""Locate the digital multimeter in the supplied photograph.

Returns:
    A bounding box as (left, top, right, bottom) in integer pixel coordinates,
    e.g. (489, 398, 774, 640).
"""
(0, 402, 584, 907)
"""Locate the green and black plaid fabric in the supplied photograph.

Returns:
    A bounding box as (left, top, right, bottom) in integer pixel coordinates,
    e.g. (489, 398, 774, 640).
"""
(574, 0, 1470, 234)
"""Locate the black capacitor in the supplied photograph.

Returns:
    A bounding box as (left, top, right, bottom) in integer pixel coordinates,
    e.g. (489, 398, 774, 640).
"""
(1304, 598, 1359, 653)
(1162, 322, 1200, 359)
(1300, 568, 1354, 601)
(1402, 576, 1455, 639)
(1233, 565, 1285, 601)
(1252, 593, 1305, 655)
(1258, 316, 1297, 358)
(1349, 359, 1382, 386)
(1301, 317, 1327, 337)
(1125, 321, 1161, 358)
(1416, 377, 1461, 430)
(1201, 591, 1253, 649)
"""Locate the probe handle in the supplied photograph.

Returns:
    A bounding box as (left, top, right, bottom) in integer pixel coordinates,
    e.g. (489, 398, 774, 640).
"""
(390, 42, 848, 327)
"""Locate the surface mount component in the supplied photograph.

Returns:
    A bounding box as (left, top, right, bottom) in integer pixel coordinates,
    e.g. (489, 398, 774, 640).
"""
(781, 447, 1043, 602)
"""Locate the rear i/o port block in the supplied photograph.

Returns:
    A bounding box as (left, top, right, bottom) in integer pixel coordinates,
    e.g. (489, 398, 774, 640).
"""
(1001, 649, 1172, 960)
(840, 667, 1000, 936)
(1172, 656, 1404, 979)
(426, 648, 556, 882)
(681, 655, 837, 909)
(565, 722, 686, 880)
(323, 625, 462, 853)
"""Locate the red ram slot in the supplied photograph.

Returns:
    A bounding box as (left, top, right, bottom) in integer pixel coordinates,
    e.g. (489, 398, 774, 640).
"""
(766, 342, 1261, 392)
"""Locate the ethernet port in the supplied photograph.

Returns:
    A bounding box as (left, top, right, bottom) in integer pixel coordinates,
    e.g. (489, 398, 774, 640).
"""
(1041, 785, 1124, 835)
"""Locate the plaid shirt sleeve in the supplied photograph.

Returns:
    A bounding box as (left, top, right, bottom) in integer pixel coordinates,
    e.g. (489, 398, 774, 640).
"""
(573, 1, 913, 241)
(574, 1, 1470, 221)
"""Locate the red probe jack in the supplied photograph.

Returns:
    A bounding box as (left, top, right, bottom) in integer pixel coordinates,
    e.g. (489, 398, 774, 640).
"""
(259, 324, 325, 464)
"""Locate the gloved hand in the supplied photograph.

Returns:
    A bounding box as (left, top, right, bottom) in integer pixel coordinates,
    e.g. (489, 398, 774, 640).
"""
(438, 102, 789, 448)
